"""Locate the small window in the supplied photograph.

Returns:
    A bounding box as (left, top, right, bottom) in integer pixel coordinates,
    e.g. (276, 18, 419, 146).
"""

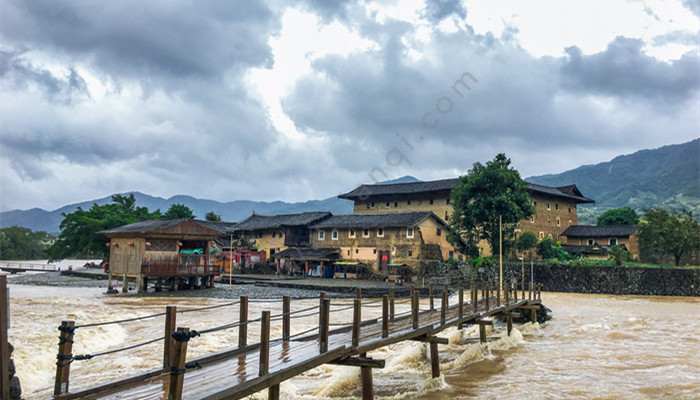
(436, 228, 442, 236)
(408, 250, 413, 257)
(569, 207, 572, 213)
(446, 198, 450, 205)
(256, 232, 263, 239)
(373, 249, 377, 254)
(377, 228, 384, 237)
(547, 217, 551, 224)
(430, 199, 434, 205)
(347, 250, 350, 255)
(448, 250, 454, 260)
(539, 232, 545, 239)
(530, 216, 535, 223)
(318, 231, 325, 240)
(349, 229, 356, 238)
(271, 231, 276, 238)
(363, 229, 370, 238)
(568, 220, 572, 226)
(407, 200, 411, 205)
(458, 255, 463, 261)
(609, 238, 618, 246)
(555, 203, 559, 210)
(445, 212, 449, 221)
(332, 230, 338, 240)
(588, 239, 595, 245)
(366, 203, 371, 209)
(371, 202, 375, 207)
(394, 202, 398, 207)
(547, 203, 551, 210)
(407, 228, 414, 238)
(355, 249, 359, 254)
(533, 201, 537, 206)
(385, 201, 390, 207)
(548, 234, 553, 238)
(556, 217, 561, 227)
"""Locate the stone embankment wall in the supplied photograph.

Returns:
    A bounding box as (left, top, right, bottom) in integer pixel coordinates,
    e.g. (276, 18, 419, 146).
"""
(530, 264, 700, 297)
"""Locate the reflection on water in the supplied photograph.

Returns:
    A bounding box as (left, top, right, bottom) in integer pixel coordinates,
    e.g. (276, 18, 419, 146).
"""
(8, 285, 700, 399)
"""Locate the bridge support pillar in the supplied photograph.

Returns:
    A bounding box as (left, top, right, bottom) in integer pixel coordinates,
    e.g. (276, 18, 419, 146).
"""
(429, 341, 440, 378)
(360, 353, 374, 400)
(507, 315, 513, 336)
(122, 273, 128, 293)
(479, 323, 487, 344)
(269, 384, 280, 400)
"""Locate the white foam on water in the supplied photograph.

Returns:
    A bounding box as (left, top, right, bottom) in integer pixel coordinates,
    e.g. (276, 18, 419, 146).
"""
(314, 366, 361, 397)
(386, 342, 429, 372)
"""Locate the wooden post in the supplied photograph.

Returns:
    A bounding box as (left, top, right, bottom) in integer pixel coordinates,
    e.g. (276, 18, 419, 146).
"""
(440, 286, 447, 325)
(496, 279, 500, 306)
(485, 281, 490, 310)
(122, 273, 128, 293)
(531, 308, 537, 324)
(259, 311, 270, 376)
(269, 384, 280, 400)
(320, 291, 326, 307)
(360, 352, 374, 400)
(505, 283, 509, 305)
(473, 280, 478, 312)
(458, 285, 464, 329)
(355, 287, 361, 299)
(538, 284, 542, 300)
(352, 298, 361, 347)
(507, 315, 513, 336)
(412, 290, 419, 329)
(429, 284, 434, 311)
(163, 306, 177, 371)
(522, 273, 526, 301)
(479, 323, 487, 344)
(319, 299, 330, 353)
(382, 295, 389, 338)
(1, 275, 9, 400)
(282, 295, 290, 341)
(239, 296, 248, 348)
(168, 327, 189, 400)
(429, 341, 440, 378)
(54, 320, 75, 395)
(529, 282, 532, 301)
(389, 288, 395, 321)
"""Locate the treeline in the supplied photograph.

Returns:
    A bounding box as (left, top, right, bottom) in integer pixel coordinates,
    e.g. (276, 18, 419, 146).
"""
(0, 194, 223, 261)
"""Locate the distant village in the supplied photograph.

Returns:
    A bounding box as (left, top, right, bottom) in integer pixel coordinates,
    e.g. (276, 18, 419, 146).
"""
(103, 178, 640, 293)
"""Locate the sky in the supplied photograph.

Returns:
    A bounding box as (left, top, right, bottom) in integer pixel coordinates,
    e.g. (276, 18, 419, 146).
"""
(1, 0, 698, 212)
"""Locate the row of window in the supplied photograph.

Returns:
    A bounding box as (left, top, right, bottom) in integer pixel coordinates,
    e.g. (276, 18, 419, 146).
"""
(365, 198, 449, 209)
(318, 228, 415, 240)
(532, 201, 572, 213)
(530, 215, 573, 227)
(587, 238, 618, 246)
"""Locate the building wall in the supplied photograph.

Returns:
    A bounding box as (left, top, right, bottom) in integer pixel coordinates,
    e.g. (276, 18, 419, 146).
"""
(242, 229, 287, 259)
(108, 238, 145, 276)
(523, 194, 579, 242)
(352, 195, 453, 222)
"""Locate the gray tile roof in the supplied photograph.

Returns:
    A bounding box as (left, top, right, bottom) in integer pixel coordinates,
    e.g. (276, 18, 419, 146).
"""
(231, 212, 331, 232)
(561, 225, 637, 237)
(100, 219, 189, 234)
(310, 212, 440, 229)
(198, 221, 238, 234)
(339, 178, 594, 203)
(272, 247, 340, 260)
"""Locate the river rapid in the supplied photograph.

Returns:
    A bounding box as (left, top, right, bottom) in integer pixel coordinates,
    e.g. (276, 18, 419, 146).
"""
(7, 285, 700, 399)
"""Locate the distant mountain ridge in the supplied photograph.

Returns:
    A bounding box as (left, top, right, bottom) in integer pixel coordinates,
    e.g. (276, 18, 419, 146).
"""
(527, 139, 699, 224)
(1, 140, 697, 231)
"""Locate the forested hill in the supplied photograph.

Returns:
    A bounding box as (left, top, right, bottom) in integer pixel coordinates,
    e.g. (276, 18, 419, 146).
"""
(527, 139, 699, 224)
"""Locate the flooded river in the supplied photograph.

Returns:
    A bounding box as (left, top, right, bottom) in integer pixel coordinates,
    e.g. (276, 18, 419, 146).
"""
(7, 285, 700, 399)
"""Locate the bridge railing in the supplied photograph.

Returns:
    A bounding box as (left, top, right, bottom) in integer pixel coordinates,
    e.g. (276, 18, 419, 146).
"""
(51, 282, 542, 399)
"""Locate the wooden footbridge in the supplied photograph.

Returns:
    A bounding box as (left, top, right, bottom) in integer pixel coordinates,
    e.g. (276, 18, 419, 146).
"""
(49, 281, 543, 400)
(0, 261, 61, 274)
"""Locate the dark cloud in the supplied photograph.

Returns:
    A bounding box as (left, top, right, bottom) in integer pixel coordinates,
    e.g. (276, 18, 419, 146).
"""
(293, 0, 354, 22)
(681, 0, 700, 17)
(421, 0, 467, 23)
(561, 36, 700, 104)
(652, 30, 698, 46)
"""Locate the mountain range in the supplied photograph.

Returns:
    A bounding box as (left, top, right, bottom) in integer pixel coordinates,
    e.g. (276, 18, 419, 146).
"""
(1, 140, 697, 232)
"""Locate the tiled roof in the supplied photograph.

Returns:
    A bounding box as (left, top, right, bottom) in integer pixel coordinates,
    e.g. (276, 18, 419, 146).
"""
(310, 212, 439, 229)
(99, 219, 222, 237)
(339, 178, 594, 204)
(561, 225, 637, 237)
(231, 212, 331, 232)
(272, 247, 340, 260)
(198, 221, 238, 234)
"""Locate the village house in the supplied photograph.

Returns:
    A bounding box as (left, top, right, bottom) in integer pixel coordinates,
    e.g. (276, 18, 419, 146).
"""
(307, 211, 463, 273)
(561, 225, 639, 260)
(227, 212, 332, 259)
(100, 219, 222, 293)
(338, 178, 594, 253)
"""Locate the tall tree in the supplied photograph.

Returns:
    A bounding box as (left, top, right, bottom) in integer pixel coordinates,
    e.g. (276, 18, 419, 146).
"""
(516, 231, 538, 259)
(46, 194, 161, 261)
(163, 203, 195, 219)
(204, 211, 222, 222)
(597, 207, 640, 226)
(637, 208, 700, 266)
(448, 153, 535, 257)
(0, 226, 50, 260)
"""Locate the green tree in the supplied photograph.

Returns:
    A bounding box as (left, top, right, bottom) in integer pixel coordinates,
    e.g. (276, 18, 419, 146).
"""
(204, 211, 222, 222)
(597, 207, 640, 226)
(637, 208, 700, 266)
(448, 153, 535, 257)
(608, 245, 630, 266)
(516, 231, 538, 259)
(537, 238, 571, 261)
(0, 226, 50, 260)
(46, 194, 161, 261)
(163, 203, 195, 219)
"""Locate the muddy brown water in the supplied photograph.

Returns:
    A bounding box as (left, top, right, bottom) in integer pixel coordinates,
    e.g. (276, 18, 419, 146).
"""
(7, 285, 699, 399)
